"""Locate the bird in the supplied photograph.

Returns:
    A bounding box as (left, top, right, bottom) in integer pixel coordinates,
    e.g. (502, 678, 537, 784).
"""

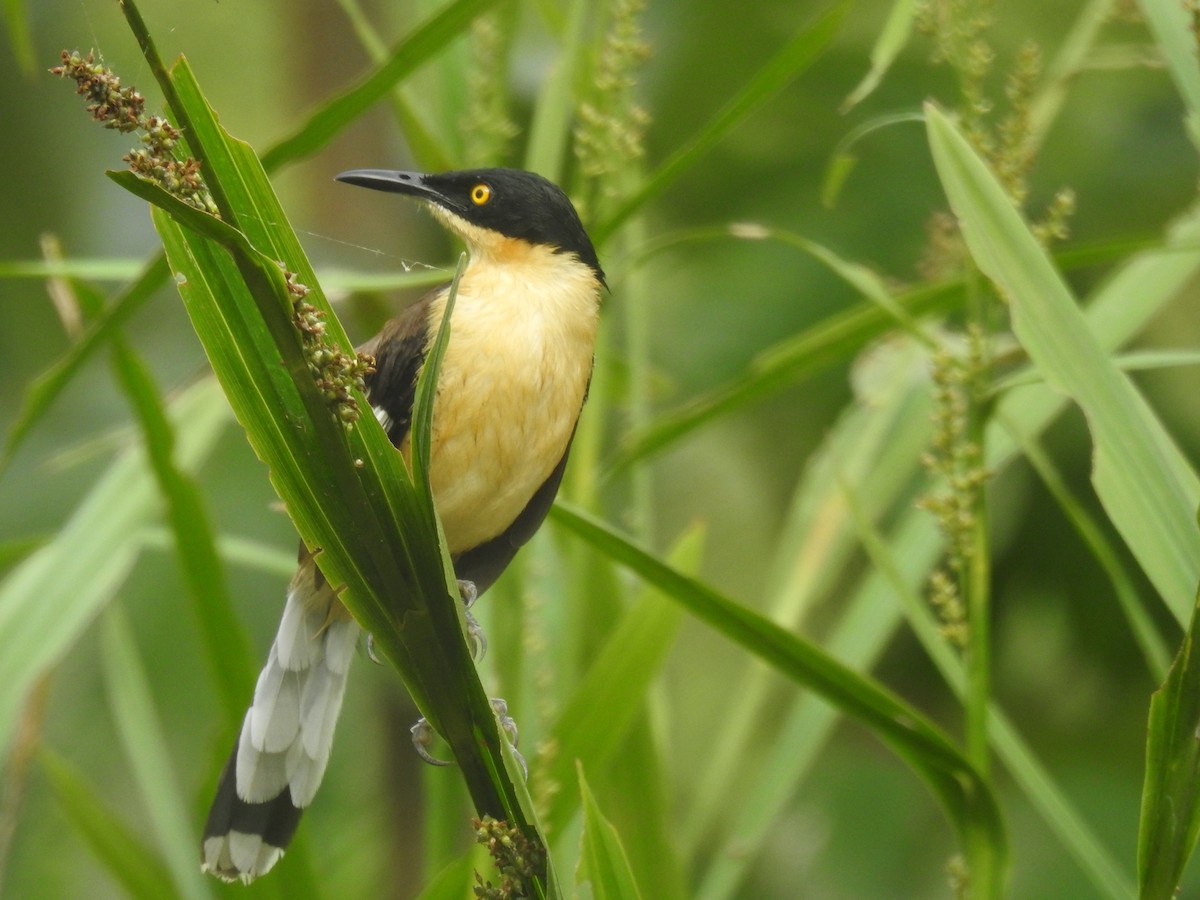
(200, 168, 605, 883)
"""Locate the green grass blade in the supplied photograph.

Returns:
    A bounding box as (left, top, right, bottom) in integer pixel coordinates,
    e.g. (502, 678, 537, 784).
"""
(259, 0, 500, 172)
(575, 764, 644, 900)
(1, 0, 34, 75)
(136, 529, 297, 578)
(820, 111, 933, 208)
(695, 199, 1200, 899)
(1139, 588, 1200, 899)
(841, 0, 919, 112)
(100, 604, 210, 900)
(1134, 0, 1200, 148)
(1028, 0, 1115, 147)
(416, 850, 478, 900)
(926, 102, 1200, 622)
(763, 227, 934, 342)
(596, 719, 687, 900)
(594, 1, 849, 242)
(1109, 350, 1200, 374)
(0, 257, 150, 280)
(308, 267, 450, 293)
(0, 537, 44, 575)
(109, 345, 255, 727)
(843, 476, 1136, 900)
(1001, 414, 1172, 680)
(0, 379, 229, 758)
(2, 253, 169, 470)
(410, 253, 465, 495)
(38, 748, 179, 900)
(333, 0, 457, 171)
(994, 350, 1200, 395)
(523, 0, 589, 181)
(683, 353, 933, 858)
(549, 501, 1007, 888)
(0, 258, 449, 291)
(609, 279, 958, 471)
(541, 527, 693, 837)
(693, 509, 941, 900)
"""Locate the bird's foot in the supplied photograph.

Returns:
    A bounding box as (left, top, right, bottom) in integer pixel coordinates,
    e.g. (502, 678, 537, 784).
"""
(409, 698, 526, 779)
(458, 579, 479, 608)
(410, 717, 454, 767)
(457, 579, 487, 660)
(491, 698, 528, 780)
(365, 632, 382, 665)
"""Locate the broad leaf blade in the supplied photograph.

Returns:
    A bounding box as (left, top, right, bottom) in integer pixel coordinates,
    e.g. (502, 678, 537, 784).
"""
(926, 103, 1200, 622)
(100, 605, 210, 900)
(575, 765, 643, 900)
(523, 0, 589, 180)
(542, 527, 693, 837)
(610, 280, 957, 470)
(694, 197, 1200, 900)
(2, 254, 169, 470)
(1135, 0, 1200, 147)
(0, 379, 229, 757)
(260, 0, 501, 171)
(109, 340, 255, 728)
(38, 749, 179, 900)
(841, 0, 919, 111)
(594, 2, 848, 242)
(549, 501, 1007, 887)
(1139, 588, 1200, 899)
(2, 0, 34, 74)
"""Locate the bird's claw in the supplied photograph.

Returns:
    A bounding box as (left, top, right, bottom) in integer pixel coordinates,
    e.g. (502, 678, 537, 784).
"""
(491, 698, 517, 745)
(365, 632, 382, 665)
(410, 717, 454, 767)
(464, 607, 487, 660)
(457, 579, 487, 660)
(409, 699, 526, 779)
(491, 698, 528, 780)
(457, 579, 479, 608)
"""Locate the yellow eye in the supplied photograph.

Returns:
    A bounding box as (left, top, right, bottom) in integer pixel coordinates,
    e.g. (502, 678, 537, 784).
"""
(470, 183, 492, 205)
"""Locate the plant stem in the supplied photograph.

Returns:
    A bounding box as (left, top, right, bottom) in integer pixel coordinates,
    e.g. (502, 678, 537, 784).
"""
(962, 270, 996, 894)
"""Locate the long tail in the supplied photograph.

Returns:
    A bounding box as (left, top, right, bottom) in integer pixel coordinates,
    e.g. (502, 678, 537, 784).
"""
(201, 551, 360, 883)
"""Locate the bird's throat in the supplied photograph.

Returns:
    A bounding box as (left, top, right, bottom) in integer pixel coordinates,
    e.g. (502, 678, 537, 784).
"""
(408, 246, 602, 553)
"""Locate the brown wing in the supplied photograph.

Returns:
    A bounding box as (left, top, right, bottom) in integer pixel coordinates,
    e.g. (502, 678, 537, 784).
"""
(359, 291, 437, 448)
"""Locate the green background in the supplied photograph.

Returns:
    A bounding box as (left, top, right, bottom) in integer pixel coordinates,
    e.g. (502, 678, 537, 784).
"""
(2, 0, 1199, 897)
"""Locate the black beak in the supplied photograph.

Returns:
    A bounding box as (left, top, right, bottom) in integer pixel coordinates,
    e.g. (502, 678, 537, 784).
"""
(335, 169, 454, 208)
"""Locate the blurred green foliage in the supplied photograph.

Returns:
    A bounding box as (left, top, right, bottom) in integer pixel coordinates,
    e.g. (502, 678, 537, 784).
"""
(3, 0, 1200, 897)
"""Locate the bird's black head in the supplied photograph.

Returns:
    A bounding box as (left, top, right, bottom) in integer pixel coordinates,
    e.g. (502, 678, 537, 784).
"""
(336, 167, 604, 284)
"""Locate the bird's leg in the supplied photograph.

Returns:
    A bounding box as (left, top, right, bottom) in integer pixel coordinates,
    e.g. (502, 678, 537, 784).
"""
(457, 579, 487, 660)
(410, 698, 526, 778)
(397, 579, 513, 770)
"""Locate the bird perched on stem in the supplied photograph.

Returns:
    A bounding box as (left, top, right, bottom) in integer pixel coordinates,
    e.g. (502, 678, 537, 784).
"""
(201, 168, 605, 883)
